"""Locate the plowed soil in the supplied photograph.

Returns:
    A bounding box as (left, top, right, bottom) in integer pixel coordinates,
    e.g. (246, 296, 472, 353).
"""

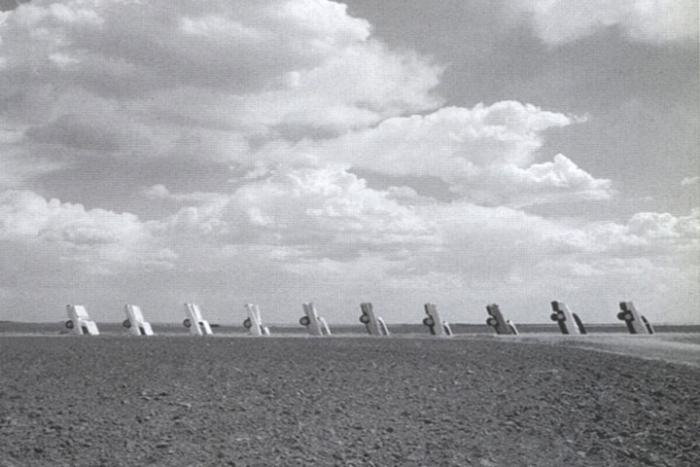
(1, 335, 699, 466)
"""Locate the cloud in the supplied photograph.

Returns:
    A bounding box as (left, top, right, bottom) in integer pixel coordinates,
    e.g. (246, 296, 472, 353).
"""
(1, 179, 697, 323)
(0, 189, 175, 272)
(156, 166, 440, 261)
(387, 201, 700, 286)
(0, 189, 145, 244)
(681, 176, 700, 186)
(0, 1, 696, 323)
(0, 2, 606, 208)
(0, 0, 441, 145)
(387, 203, 700, 323)
(1, 0, 367, 95)
(148, 169, 696, 296)
(540, 209, 700, 256)
(513, 0, 699, 45)
(143, 184, 171, 200)
(258, 101, 611, 206)
(0, 0, 447, 209)
(454, 153, 613, 206)
(626, 209, 700, 241)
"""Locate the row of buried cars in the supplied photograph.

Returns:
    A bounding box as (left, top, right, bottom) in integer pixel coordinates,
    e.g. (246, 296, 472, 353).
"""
(63, 301, 655, 337)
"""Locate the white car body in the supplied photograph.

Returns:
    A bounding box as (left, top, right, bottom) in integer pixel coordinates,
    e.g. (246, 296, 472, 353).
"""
(423, 303, 452, 337)
(300, 303, 331, 336)
(65, 305, 99, 336)
(183, 303, 213, 336)
(244, 304, 270, 336)
(550, 301, 584, 335)
(618, 301, 654, 335)
(123, 305, 154, 336)
(359, 303, 390, 336)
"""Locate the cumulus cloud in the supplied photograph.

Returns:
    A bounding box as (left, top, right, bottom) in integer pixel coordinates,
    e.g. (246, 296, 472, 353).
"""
(0, 0, 442, 156)
(156, 166, 440, 261)
(530, 209, 700, 258)
(1, 179, 696, 322)
(146, 169, 697, 293)
(513, 0, 699, 45)
(0, 189, 176, 272)
(627, 209, 700, 241)
(0, 190, 145, 243)
(0, 2, 605, 208)
(455, 153, 613, 206)
(1, 0, 367, 95)
(258, 102, 611, 206)
(0, 1, 696, 323)
(386, 203, 700, 323)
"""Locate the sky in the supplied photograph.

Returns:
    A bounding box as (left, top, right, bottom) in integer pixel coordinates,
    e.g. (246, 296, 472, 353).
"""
(0, 0, 698, 325)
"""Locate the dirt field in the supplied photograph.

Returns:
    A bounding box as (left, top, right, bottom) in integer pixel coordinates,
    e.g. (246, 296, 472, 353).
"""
(1, 335, 699, 466)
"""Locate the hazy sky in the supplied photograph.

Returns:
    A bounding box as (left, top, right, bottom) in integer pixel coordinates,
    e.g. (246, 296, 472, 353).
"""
(0, 0, 698, 325)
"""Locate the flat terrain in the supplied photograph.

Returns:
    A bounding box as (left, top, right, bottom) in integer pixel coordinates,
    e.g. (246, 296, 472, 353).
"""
(1, 335, 699, 466)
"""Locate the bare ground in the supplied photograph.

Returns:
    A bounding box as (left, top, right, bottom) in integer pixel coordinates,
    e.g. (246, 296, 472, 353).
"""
(1, 335, 699, 467)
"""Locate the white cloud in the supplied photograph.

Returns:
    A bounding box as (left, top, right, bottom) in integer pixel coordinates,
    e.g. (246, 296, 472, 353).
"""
(0, 2, 604, 208)
(48, 52, 80, 68)
(0, 189, 175, 272)
(545, 209, 700, 255)
(143, 184, 171, 200)
(148, 172, 697, 298)
(455, 153, 613, 206)
(157, 166, 440, 260)
(0, 0, 441, 150)
(681, 176, 700, 186)
(386, 201, 700, 290)
(258, 102, 611, 206)
(1, 179, 697, 322)
(239, 41, 443, 133)
(0, 1, 696, 323)
(627, 209, 700, 240)
(0, 189, 146, 243)
(513, 0, 699, 45)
